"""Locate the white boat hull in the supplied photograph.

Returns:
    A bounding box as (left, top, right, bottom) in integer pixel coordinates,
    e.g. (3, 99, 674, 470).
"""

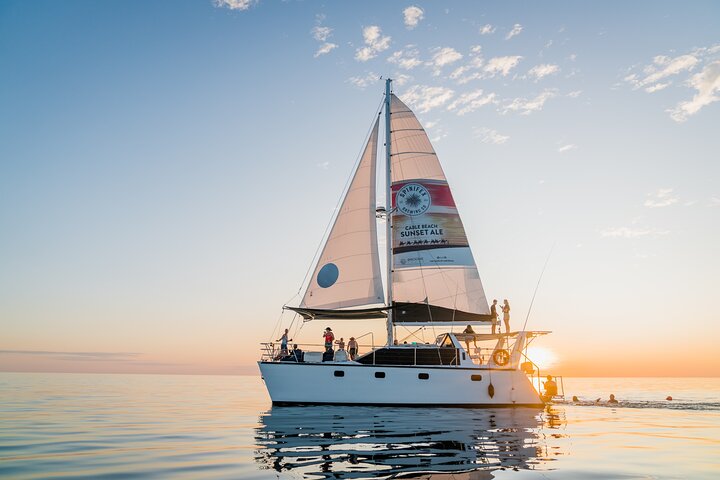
(258, 361, 543, 407)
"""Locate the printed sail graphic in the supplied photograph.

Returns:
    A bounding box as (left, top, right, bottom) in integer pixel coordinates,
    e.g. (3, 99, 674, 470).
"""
(296, 119, 385, 315)
(389, 94, 491, 323)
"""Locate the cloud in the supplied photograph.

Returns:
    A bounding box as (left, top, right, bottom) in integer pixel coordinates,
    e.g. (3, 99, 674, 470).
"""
(311, 19, 337, 58)
(668, 61, 720, 122)
(645, 82, 671, 93)
(506, 23, 523, 40)
(393, 73, 412, 86)
(403, 5, 424, 29)
(314, 43, 338, 57)
(355, 26, 391, 62)
(213, 0, 255, 10)
(644, 188, 678, 208)
(501, 89, 557, 115)
(623, 46, 720, 121)
(347, 72, 380, 89)
(558, 144, 577, 153)
(400, 85, 455, 113)
(317, 161, 330, 169)
(601, 227, 669, 238)
(484, 55, 523, 77)
(387, 46, 423, 70)
(527, 63, 560, 81)
(312, 26, 332, 42)
(448, 49, 484, 84)
(474, 127, 509, 144)
(428, 47, 463, 75)
(567, 90, 582, 98)
(479, 24, 496, 35)
(0, 349, 141, 361)
(447, 90, 497, 115)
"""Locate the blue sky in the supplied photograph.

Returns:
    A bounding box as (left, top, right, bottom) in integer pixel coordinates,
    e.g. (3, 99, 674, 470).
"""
(1, 1, 719, 375)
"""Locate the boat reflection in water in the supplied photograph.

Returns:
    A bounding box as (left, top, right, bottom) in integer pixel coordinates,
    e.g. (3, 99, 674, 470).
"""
(255, 405, 565, 479)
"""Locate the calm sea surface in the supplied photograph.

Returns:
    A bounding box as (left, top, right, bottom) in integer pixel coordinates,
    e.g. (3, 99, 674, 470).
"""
(0, 373, 718, 479)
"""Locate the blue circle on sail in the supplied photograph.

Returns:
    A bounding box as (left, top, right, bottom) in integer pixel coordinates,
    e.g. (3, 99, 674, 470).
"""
(317, 263, 339, 288)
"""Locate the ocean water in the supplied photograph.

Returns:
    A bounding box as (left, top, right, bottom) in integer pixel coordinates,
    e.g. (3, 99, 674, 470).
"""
(0, 374, 718, 479)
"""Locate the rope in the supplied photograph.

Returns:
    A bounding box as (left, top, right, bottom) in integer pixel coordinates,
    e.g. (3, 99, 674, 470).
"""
(522, 243, 555, 332)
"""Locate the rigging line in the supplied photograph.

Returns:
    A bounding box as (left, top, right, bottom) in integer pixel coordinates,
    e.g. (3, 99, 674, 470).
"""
(288, 94, 386, 306)
(522, 242, 556, 332)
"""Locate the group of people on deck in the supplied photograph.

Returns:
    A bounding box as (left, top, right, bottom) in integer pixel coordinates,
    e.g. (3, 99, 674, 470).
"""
(324, 327, 359, 360)
(461, 298, 511, 354)
(490, 298, 511, 335)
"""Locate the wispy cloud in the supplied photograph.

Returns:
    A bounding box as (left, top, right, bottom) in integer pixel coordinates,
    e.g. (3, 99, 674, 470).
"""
(558, 144, 577, 153)
(601, 227, 670, 238)
(347, 72, 380, 89)
(479, 24, 496, 35)
(447, 90, 497, 115)
(403, 5, 424, 29)
(401, 85, 455, 113)
(474, 127, 509, 144)
(484, 55, 523, 77)
(355, 26, 391, 62)
(668, 61, 720, 122)
(213, 0, 255, 10)
(505, 23, 523, 40)
(314, 43, 338, 57)
(623, 45, 720, 121)
(501, 89, 557, 115)
(527, 63, 560, 81)
(428, 47, 463, 75)
(317, 161, 330, 169)
(393, 73, 412, 86)
(311, 17, 338, 58)
(0, 350, 141, 361)
(567, 90, 582, 98)
(387, 46, 422, 70)
(644, 188, 678, 208)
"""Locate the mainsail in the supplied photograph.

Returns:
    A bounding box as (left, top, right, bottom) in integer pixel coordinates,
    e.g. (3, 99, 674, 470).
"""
(294, 119, 385, 317)
(389, 94, 491, 323)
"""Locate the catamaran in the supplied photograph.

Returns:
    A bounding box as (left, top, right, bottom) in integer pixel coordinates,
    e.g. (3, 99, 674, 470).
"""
(259, 79, 552, 407)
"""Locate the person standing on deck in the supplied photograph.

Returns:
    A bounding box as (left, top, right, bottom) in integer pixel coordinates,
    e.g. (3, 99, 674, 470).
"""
(490, 299, 499, 334)
(276, 329, 291, 356)
(323, 327, 335, 351)
(348, 337, 358, 360)
(502, 299, 511, 333)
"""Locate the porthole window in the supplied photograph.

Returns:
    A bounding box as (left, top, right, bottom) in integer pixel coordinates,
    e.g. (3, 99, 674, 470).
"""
(471, 374, 482, 381)
(375, 371, 386, 379)
(418, 373, 429, 380)
(334, 370, 345, 377)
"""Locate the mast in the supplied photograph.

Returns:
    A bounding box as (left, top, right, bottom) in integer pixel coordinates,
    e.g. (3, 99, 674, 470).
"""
(384, 78, 394, 346)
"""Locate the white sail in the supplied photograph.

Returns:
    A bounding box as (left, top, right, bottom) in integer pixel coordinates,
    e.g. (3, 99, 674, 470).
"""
(389, 94, 490, 323)
(299, 119, 384, 311)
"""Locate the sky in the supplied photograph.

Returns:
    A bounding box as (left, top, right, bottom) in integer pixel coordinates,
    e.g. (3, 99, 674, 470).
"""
(1, 0, 719, 377)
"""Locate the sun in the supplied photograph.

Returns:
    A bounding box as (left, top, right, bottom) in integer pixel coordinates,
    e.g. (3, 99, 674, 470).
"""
(526, 346, 558, 370)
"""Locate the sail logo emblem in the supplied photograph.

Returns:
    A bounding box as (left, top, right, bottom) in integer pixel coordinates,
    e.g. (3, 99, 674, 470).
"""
(397, 183, 431, 216)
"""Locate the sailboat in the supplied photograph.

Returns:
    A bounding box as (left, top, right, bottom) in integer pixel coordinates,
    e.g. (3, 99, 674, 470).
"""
(258, 79, 550, 407)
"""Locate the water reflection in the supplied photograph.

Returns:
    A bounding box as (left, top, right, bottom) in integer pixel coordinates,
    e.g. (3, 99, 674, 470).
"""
(255, 406, 565, 479)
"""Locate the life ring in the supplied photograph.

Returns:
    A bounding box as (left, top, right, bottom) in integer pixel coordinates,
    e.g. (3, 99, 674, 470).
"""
(493, 349, 510, 366)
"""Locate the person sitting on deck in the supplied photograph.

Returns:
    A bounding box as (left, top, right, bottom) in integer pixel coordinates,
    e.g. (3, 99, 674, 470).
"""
(292, 344, 304, 362)
(462, 324, 478, 353)
(335, 337, 345, 351)
(542, 375, 558, 402)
